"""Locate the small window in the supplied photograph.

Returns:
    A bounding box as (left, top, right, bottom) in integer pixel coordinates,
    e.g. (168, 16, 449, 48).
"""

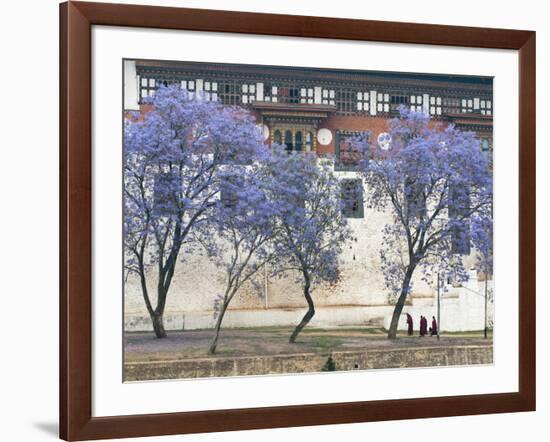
(295, 131, 303, 151)
(430, 96, 442, 116)
(220, 175, 242, 208)
(305, 132, 313, 151)
(339, 138, 363, 166)
(449, 185, 471, 255)
(461, 98, 474, 113)
(321, 89, 335, 105)
(153, 171, 178, 215)
(376, 93, 390, 113)
(263, 84, 278, 102)
(356, 91, 369, 112)
(300, 87, 314, 104)
(273, 130, 282, 146)
(410, 95, 423, 112)
(481, 138, 491, 160)
(480, 99, 492, 116)
(341, 179, 364, 218)
(241, 83, 256, 104)
(405, 177, 426, 219)
(284, 130, 293, 152)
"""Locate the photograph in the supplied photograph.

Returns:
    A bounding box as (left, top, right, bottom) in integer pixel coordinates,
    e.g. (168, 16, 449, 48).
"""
(122, 59, 494, 382)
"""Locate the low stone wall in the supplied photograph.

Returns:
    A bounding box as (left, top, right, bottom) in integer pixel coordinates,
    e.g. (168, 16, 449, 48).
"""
(124, 344, 492, 381)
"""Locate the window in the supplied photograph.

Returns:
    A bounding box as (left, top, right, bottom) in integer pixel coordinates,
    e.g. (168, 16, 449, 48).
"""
(180, 79, 196, 92)
(461, 98, 474, 113)
(153, 170, 178, 215)
(305, 132, 313, 151)
(480, 99, 492, 116)
(336, 89, 355, 114)
(430, 96, 442, 116)
(356, 91, 370, 112)
(481, 138, 491, 160)
(300, 87, 314, 104)
(139, 77, 157, 101)
(203, 81, 218, 102)
(220, 175, 243, 208)
(284, 130, 293, 152)
(295, 131, 303, 151)
(410, 95, 423, 112)
(273, 130, 282, 146)
(405, 177, 426, 219)
(335, 131, 366, 170)
(321, 89, 335, 105)
(442, 97, 461, 114)
(241, 83, 256, 104)
(288, 87, 300, 103)
(263, 85, 278, 103)
(390, 95, 409, 114)
(377, 93, 390, 114)
(341, 179, 364, 218)
(220, 81, 241, 105)
(340, 139, 362, 166)
(449, 185, 471, 255)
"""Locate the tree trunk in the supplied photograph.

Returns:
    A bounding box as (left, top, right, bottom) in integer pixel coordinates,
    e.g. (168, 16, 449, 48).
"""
(387, 267, 414, 340)
(209, 301, 229, 355)
(151, 311, 167, 339)
(289, 276, 314, 343)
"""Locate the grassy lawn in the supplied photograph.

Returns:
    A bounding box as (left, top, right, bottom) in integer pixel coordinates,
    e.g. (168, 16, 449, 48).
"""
(124, 325, 493, 363)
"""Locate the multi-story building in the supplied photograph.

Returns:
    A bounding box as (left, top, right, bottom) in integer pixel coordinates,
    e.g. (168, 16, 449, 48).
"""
(123, 59, 494, 333)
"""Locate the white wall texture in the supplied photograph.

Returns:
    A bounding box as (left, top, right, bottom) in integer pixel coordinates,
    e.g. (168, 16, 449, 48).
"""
(124, 170, 490, 333)
(1, 1, 547, 442)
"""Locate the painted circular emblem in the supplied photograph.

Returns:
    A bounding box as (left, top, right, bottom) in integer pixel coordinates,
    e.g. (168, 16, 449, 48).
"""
(261, 124, 270, 141)
(317, 128, 333, 146)
(377, 132, 392, 150)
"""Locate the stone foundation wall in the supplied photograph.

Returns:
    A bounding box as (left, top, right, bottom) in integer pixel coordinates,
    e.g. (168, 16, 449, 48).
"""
(124, 344, 493, 381)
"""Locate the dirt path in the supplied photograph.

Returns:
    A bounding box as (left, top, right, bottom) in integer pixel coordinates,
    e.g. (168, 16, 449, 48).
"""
(125, 327, 492, 362)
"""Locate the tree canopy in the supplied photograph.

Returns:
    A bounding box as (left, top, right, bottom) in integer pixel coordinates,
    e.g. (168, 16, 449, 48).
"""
(359, 108, 493, 339)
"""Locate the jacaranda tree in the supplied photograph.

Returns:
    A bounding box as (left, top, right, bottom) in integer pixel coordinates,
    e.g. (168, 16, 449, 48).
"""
(360, 108, 493, 339)
(124, 85, 267, 338)
(267, 147, 353, 343)
(207, 156, 279, 354)
(471, 209, 494, 338)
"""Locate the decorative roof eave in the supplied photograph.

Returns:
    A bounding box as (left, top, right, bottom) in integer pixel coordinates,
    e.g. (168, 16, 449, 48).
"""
(134, 60, 494, 93)
(445, 113, 493, 127)
(446, 112, 493, 122)
(252, 102, 336, 117)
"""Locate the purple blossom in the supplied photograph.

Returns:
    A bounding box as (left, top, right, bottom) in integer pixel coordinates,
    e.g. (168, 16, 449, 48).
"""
(355, 107, 493, 339)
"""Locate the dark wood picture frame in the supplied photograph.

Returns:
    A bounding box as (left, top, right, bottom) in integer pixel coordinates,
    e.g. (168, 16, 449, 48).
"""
(59, 1, 536, 440)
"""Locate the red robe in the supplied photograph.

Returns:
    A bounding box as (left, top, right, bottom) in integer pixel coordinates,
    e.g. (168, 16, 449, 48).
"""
(406, 313, 413, 336)
(420, 316, 427, 336)
(431, 317, 438, 336)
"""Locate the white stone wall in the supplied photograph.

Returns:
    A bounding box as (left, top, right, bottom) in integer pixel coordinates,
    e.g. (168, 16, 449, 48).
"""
(383, 270, 495, 332)
(123, 60, 140, 111)
(124, 170, 491, 333)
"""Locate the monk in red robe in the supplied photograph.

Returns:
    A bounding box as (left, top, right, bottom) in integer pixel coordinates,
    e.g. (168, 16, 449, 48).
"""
(406, 313, 413, 336)
(431, 316, 438, 336)
(419, 316, 427, 336)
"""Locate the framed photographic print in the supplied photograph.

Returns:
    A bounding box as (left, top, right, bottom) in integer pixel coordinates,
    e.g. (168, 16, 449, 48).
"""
(60, 1, 536, 440)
